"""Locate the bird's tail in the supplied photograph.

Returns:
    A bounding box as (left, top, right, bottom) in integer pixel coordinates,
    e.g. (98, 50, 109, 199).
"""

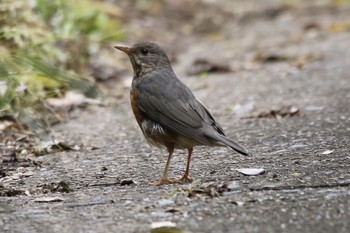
(211, 133, 250, 156)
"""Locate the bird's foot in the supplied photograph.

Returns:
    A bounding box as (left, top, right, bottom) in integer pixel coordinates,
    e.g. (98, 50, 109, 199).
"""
(149, 177, 177, 186)
(149, 176, 193, 186)
(173, 175, 193, 183)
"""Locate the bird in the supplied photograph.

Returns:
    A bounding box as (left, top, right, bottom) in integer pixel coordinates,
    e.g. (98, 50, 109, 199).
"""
(114, 42, 249, 186)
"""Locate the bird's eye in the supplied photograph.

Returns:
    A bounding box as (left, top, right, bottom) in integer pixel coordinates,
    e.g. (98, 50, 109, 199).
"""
(141, 48, 149, 55)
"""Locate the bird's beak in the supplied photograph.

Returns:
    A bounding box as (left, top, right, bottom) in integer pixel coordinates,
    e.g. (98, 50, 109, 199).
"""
(114, 45, 132, 55)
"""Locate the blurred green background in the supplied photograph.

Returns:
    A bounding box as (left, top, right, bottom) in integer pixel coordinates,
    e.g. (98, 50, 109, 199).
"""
(0, 0, 124, 131)
(1, 0, 349, 135)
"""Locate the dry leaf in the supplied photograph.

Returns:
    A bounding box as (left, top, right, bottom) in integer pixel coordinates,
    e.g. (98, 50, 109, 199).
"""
(303, 22, 322, 31)
(321, 150, 334, 155)
(328, 22, 350, 33)
(46, 91, 102, 110)
(34, 196, 65, 202)
(254, 52, 322, 69)
(254, 52, 289, 63)
(34, 140, 84, 156)
(187, 58, 231, 75)
(183, 181, 241, 198)
(150, 221, 188, 233)
(242, 105, 301, 119)
(236, 168, 265, 176)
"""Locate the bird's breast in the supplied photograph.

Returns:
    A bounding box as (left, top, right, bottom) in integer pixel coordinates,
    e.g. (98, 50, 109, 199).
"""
(130, 88, 144, 127)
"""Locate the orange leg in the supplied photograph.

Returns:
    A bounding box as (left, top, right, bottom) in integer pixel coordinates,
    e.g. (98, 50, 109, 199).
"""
(150, 147, 194, 186)
(150, 145, 177, 186)
(174, 147, 193, 183)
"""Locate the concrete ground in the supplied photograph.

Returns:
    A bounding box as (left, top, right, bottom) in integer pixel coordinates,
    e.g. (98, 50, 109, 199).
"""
(1, 1, 349, 232)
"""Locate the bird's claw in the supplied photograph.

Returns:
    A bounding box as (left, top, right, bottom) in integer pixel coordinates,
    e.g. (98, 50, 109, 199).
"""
(173, 175, 193, 183)
(149, 176, 193, 186)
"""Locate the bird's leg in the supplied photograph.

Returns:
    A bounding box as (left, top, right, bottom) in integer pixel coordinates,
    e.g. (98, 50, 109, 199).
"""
(174, 147, 193, 183)
(150, 145, 176, 186)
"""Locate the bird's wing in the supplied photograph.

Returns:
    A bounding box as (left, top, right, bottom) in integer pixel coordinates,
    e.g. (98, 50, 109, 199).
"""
(195, 99, 225, 135)
(137, 73, 222, 145)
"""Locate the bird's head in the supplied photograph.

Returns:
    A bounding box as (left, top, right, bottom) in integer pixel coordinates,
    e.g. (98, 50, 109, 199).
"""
(115, 42, 171, 76)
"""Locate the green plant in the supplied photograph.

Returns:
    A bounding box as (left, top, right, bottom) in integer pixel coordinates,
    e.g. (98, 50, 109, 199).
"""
(0, 0, 124, 132)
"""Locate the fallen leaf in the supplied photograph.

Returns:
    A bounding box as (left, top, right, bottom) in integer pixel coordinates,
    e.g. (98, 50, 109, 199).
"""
(303, 22, 322, 31)
(0, 120, 15, 131)
(236, 168, 265, 176)
(182, 181, 241, 198)
(34, 140, 83, 156)
(187, 58, 231, 76)
(151, 222, 177, 228)
(0, 187, 25, 197)
(230, 200, 245, 206)
(321, 150, 334, 155)
(151, 221, 183, 233)
(53, 181, 74, 193)
(253, 52, 322, 69)
(120, 179, 135, 186)
(19, 171, 34, 177)
(242, 105, 301, 119)
(328, 22, 350, 33)
(46, 91, 102, 110)
(253, 52, 290, 63)
(331, 0, 350, 5)
(0, 116, 25, 132)
(34, 197, 64, 202)
(165, 208, 182, 214)
(41, 181, 74, 193)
